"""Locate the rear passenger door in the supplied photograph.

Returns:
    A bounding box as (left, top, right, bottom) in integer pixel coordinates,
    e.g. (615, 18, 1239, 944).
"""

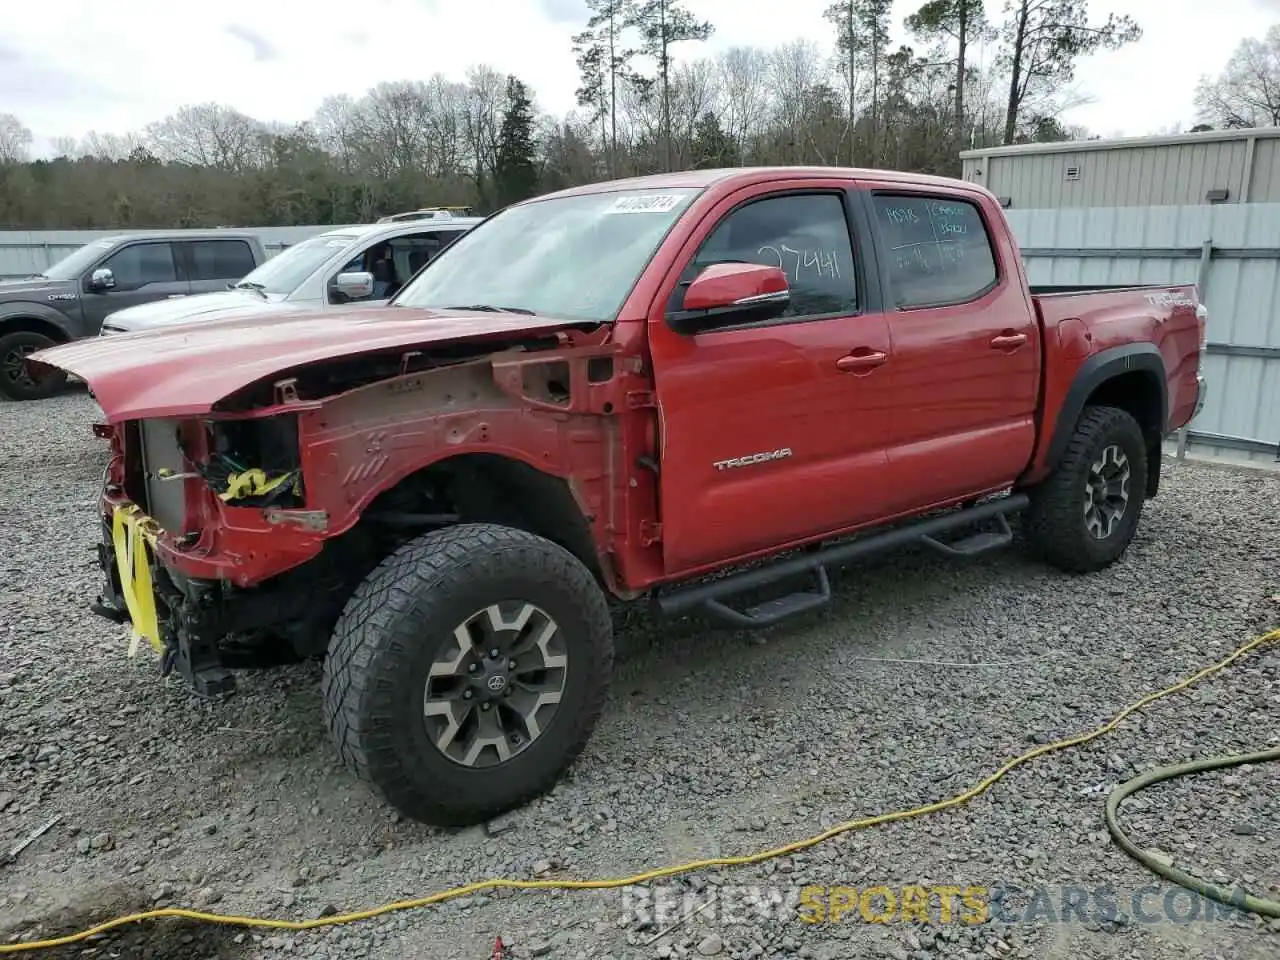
(80, 240, 190, 330)
(181, 239, 260, 294)
(861, 185, 1040, 509)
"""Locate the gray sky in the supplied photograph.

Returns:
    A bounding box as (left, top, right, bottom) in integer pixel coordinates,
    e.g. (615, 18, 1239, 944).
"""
(4, 0, 1276, 153)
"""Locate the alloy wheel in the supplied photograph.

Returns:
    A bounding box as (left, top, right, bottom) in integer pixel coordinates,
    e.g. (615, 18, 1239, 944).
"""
(1083, 444, 1131, 540)
(422, 601, 568, 768)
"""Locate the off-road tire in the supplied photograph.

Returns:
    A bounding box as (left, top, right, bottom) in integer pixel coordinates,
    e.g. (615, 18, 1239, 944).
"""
(322, 523, 614, 826)
(0, 331, 66, 402)
(1024, 405, 1148, 574)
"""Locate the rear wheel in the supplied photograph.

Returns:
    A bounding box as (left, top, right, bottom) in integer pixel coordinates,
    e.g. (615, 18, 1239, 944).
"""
(0, 331, 66, 401)
(322, 523, 614, 826)
(1023, 405, 1148, 573)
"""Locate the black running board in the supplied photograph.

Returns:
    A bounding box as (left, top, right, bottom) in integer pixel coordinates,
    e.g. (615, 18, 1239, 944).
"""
(653, 494, 1028, 628)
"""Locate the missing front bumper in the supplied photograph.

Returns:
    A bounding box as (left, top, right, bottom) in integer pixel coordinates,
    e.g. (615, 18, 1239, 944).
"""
(93, 505, 236, 699)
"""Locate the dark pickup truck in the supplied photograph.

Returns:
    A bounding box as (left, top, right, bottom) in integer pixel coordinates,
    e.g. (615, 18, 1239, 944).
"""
(1, 230, 267, 400)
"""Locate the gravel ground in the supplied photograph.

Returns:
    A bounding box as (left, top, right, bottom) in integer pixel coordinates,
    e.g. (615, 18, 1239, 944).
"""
(1, 390, 1278, 960)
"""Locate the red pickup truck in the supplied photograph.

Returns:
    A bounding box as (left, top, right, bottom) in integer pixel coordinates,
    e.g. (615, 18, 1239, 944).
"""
(31, 166, 1206, 827)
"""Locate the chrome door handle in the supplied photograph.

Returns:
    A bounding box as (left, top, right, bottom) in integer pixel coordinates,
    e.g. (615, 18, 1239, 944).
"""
(836, 349, 888, 373)
(167, 294, 187, 299)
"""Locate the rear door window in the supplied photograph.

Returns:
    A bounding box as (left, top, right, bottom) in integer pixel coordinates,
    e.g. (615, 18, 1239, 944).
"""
(187, 240, 258, 281)
(871, 194, 998, 308)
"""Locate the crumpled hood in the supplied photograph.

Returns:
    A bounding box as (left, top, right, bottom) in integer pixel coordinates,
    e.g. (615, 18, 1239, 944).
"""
(101, 290, 294, 332)
(29, 305, 596, 422)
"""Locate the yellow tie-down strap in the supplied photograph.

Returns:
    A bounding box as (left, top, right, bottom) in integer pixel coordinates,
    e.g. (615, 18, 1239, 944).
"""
(110, 504, 163, 656)
(220, 468, 297, 503)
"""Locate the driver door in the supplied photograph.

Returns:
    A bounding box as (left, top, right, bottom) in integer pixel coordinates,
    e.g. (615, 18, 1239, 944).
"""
(647, 181, 896, 574)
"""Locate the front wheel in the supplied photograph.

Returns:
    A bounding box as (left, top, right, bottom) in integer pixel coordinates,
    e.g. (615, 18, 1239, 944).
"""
(0, 331, 66, 401)
(1023, 405, 1149, 573)
(322, 523, 614, 826)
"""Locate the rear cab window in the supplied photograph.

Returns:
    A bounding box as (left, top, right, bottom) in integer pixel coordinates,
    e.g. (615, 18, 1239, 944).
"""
(870, 194, 998, 308)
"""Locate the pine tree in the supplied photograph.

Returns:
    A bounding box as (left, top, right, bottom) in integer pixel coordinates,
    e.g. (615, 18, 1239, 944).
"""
(495, 76, 538, 208)
(571, 0, 645, 176)
(632, 0, 714, 172)
(905, 0, 994, 137)
(999, 0, 1141, 145)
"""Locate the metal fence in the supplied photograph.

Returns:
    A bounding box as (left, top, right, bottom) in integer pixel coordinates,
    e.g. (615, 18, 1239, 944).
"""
(2, 205, 1277, 463)
(1006, 202, 1280, 464)
(0, 225, 346, 279)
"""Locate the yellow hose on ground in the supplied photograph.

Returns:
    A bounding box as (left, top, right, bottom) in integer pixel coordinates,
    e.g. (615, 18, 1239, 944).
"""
(2, 626, 1277, 954)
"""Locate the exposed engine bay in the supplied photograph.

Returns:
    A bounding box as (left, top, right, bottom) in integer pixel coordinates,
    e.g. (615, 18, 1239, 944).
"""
(188, 416, 305, 509)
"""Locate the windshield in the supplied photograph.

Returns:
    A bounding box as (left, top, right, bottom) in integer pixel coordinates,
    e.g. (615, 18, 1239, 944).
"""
(42, 239, 120, 281)
(393, 188, 702, 321)
(237, 232, 360, 294)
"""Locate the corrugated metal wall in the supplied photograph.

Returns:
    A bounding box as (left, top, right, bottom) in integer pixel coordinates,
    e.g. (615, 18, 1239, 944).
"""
(0, 225, 347, 279)
(1006, 202, 1280, 464)
(962, 133, 1280, 209)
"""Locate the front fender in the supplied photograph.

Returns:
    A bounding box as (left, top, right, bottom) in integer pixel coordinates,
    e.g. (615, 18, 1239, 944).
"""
(0, 300, 80, 339)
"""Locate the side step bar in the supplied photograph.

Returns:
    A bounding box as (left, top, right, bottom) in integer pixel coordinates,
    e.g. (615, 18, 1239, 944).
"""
(653, 494, 1029, 628)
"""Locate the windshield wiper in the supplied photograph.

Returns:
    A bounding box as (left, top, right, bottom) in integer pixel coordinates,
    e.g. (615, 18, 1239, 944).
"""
(233, 280, 268, 297)
(443, 303, 537, 316)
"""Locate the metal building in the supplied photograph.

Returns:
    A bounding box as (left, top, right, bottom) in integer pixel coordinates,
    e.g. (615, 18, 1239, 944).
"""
(959, 127, 1280, 209)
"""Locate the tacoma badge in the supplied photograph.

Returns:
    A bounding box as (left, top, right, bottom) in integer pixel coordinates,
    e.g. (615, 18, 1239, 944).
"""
(712, 448, 793, 471)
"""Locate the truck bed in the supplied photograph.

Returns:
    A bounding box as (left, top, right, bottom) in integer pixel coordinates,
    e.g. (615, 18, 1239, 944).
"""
(1028, 281, 1203, 481)
(1029, 282, 1186, 296)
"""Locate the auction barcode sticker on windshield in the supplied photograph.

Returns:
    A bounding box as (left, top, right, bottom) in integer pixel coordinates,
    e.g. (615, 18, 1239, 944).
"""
(605, 193, 685, 214)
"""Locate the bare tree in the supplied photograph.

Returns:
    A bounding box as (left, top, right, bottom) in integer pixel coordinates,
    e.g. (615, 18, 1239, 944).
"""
(1194, 25, 1280, 129)
(144, 103, 264, 171)
(712, 47, 772, 157)
(313, 95, 363, 172)
(0, 113, 33, 164)
(462, 65, 507, 205)
(767, 40, 831, 163)
(81, 131, 147, 161)
(353, 82, 433, 177)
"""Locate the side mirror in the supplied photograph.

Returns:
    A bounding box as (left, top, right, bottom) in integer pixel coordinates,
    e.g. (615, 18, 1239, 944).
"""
(88, 267, 115, 292)
(333, 271, 374, 301)
(667, 262, 790, 334)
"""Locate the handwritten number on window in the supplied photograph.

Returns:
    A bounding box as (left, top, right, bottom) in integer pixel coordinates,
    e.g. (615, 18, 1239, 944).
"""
(757, 245, 841, 282)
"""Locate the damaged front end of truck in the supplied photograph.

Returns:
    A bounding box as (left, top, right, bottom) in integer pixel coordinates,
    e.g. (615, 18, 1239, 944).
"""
(92, 404, 333, 697)
(29, 308, 627, 699)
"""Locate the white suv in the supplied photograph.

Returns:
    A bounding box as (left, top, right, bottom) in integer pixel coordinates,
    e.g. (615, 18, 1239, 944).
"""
(99, 216, 481, 335)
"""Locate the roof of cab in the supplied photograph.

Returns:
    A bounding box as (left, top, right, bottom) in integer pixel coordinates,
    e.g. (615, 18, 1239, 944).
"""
(94, 229, 264, 243)
(530, 166, 996, 203)
(319, 218, 484, 240)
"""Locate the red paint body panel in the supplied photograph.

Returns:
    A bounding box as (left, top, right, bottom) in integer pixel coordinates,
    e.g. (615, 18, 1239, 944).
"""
(29, 306, 594, 421)
(1021, 287, 1202, 484)
(41, 166, 1205, 599)
(855, 178, 1042, 515)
